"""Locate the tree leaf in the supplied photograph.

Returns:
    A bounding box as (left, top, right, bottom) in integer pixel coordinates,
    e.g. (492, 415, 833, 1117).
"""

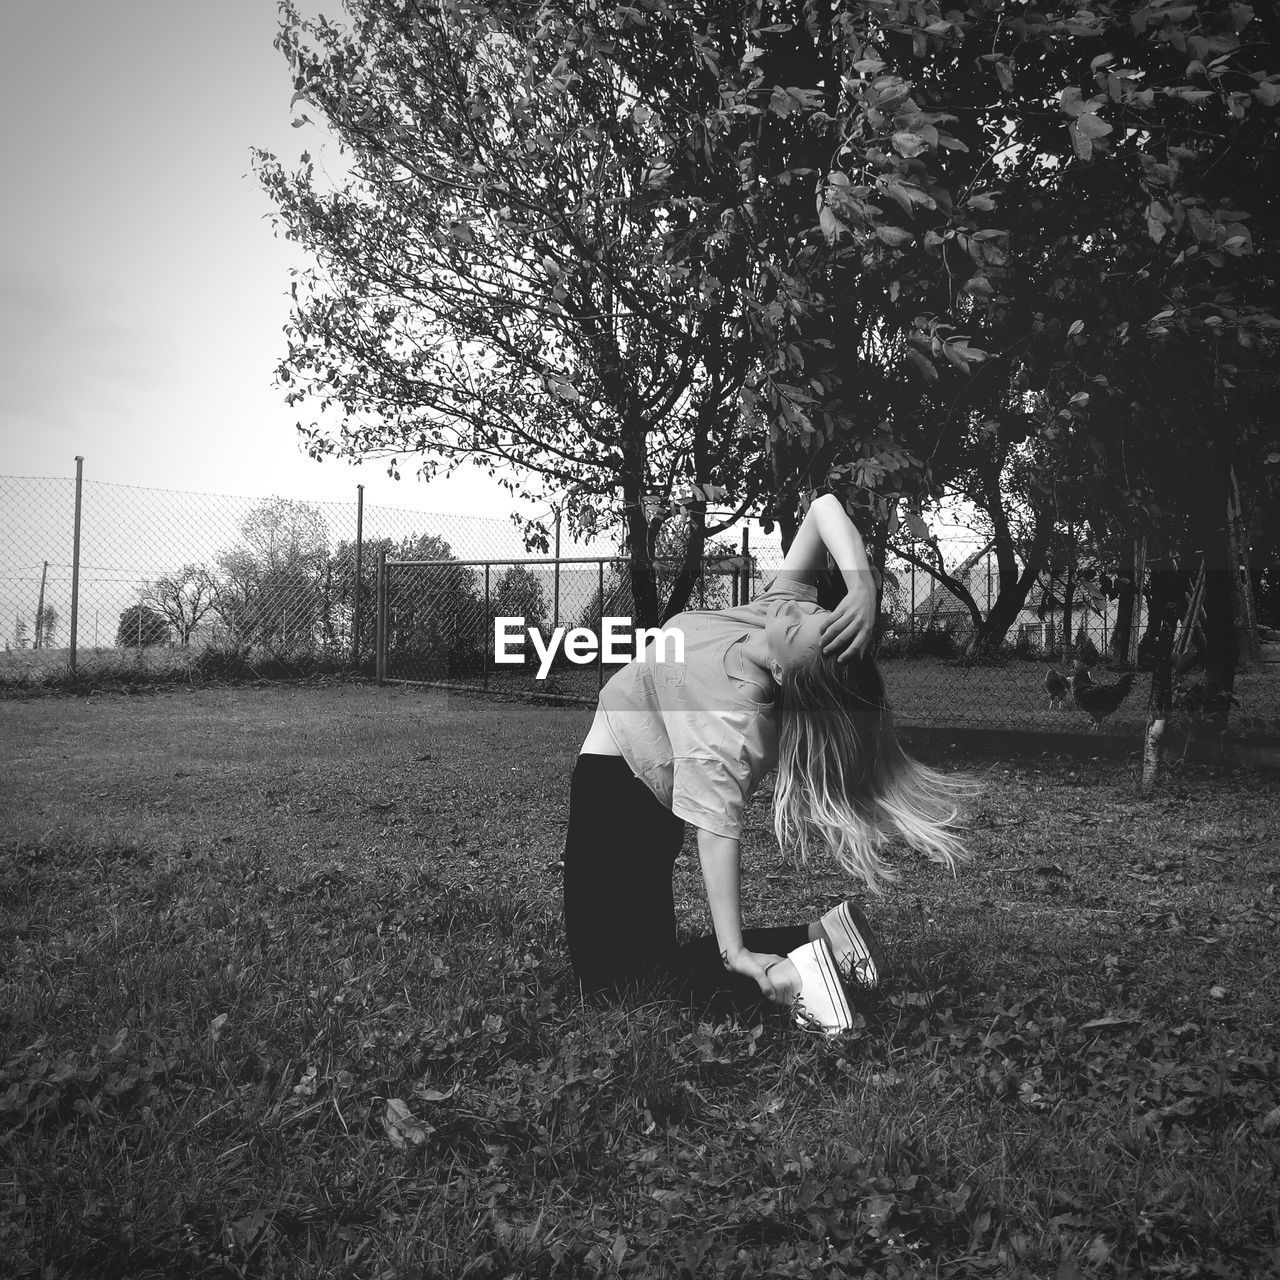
(876, 225, 914, 247)
(903, 512, 932, 541)
(891, 131, 928, 158)
(1075, 112, 1112, 139)
(1069, 121, 1094, 161)
(818, 205, 843, 242)
(904, 349, 938, 382)
(1059, 87, 1086, 118)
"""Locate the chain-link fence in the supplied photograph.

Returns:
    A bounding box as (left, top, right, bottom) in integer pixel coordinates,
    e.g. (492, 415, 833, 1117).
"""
(4, 468, 1277, 738)
(0, 470, 612, 684)
(377, 552, 751, 695)
(379, 542, 1280, 738)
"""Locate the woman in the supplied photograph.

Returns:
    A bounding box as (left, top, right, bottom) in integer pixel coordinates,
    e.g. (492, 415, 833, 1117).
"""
(563, 495, 973, 1032)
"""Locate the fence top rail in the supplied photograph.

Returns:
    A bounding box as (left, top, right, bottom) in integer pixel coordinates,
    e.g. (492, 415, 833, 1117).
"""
(388, 553, 749, 568)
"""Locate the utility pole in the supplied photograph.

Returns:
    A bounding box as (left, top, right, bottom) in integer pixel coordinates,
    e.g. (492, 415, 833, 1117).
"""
(34, 561, 48, 650)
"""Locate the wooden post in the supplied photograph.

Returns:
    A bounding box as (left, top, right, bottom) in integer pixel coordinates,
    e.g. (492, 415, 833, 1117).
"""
(34, 561, 48, 651)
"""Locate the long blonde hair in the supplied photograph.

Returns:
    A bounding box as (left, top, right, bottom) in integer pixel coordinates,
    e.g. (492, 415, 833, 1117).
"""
(772, 650, 976, 892)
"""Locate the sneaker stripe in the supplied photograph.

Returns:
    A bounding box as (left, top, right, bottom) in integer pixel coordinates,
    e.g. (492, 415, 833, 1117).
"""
(813, 942, 852, 1031)
(831, 902, 879, 986)
(837, 904, 872, 964)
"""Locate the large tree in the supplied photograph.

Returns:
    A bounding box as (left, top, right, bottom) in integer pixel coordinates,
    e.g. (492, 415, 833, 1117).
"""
(259, 0, 1278, 655)
(802, 0, 1280, 675)
(256, 0, 992, 625)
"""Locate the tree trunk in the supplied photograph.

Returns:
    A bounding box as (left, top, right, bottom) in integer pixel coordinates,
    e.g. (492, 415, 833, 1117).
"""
(893, 546, 985, 634)
(1110, 537, 1145, 665)
(624, 509, 661, 630)
(620, 423, 660, 628)
(1142, 595, 1177, 790)
(1228, 467, 1260, 668)
(659, 507, 708, 624)
(1140, 563, 1185, 666)
(965, 522, 1053, 655)
(1197, 455, 1238, 734)
(1061, 528, 1077, 662)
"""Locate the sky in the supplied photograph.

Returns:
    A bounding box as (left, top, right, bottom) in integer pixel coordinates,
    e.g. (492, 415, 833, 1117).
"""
(0, 0, 520, 520)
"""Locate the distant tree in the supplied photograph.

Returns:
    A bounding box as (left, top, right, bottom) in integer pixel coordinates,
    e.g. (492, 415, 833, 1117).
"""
(116, 605, 171, 648)
(213, 498, 330, 653)
(383, 533, 482, 676)
(490, 565, 549, 630)
(143, 565, 218, 647)
(486, 564, 551, 663)
(34, 605, 59, 650)
(241, 497, 329, 572)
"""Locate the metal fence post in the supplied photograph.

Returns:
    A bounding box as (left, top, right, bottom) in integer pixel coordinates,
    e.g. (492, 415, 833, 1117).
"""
(597, 558, 605, 689)
(741, 527, 751, 604)
(553, 510, 561, 630)
(375, 545, 387, 684)
(484, 564, 490, 690)
(351, 484, 364, 667)
(69, 456, 84, 672)
(910, 559, 916, 637)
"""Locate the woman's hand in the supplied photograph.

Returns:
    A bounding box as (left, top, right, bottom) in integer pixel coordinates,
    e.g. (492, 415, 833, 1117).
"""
(723, 947, 799, 1005)
(820, 576, 877, 661)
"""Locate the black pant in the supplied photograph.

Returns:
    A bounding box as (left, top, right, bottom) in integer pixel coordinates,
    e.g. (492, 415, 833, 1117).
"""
(562, 754, 809, 1015)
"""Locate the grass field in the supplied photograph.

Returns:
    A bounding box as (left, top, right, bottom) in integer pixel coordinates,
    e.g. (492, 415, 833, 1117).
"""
(7, 644, 1280, 742)
(2, 686, 1279, 1278)
(412, 655, 1280, 742)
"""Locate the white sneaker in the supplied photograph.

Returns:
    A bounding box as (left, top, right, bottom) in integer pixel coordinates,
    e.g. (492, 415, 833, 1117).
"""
(786, 939, 854, 1035)
(819, 899, 885, 993)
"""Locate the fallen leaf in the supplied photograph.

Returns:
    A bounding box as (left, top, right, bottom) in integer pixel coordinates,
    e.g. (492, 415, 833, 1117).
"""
(417, 1084, 458, 1103)
(383, 1098, 430, 1149)
(1082, 1015, 1139, 1031)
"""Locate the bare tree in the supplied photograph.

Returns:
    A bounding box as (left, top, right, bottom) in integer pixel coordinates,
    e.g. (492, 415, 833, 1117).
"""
(143, 565, 219, 647)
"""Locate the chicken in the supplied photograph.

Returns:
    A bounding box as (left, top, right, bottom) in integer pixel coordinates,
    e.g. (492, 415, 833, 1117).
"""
(1075, 634, 1102, 666)
(1071, 667, 1137, 729)
(1044, 667, 1069, 710)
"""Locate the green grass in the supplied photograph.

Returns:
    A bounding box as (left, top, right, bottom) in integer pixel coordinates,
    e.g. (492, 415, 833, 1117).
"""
(395, 656, 1280, 741)
(2, 687, 1279, 1278)
(8, 644, 1280, 741)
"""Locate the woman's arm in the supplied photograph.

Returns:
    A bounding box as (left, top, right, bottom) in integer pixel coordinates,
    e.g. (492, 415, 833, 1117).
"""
(781, 494, 878, 661)
(781, 493, 872, 581)
(696, 828, 796, 1003)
